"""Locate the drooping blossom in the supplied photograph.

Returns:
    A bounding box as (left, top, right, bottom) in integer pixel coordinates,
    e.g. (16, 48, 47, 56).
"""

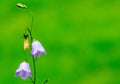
(15, 61, 32, 80)
(31, 40, 46, 57)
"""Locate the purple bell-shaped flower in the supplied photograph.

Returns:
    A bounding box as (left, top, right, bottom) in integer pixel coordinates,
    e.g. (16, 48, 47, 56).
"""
(31, 40, 46, 57)
(15, 61, 32, 80)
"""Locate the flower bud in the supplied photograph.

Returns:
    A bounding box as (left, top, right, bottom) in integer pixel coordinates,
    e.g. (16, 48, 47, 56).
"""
(16, 3, 27, 8)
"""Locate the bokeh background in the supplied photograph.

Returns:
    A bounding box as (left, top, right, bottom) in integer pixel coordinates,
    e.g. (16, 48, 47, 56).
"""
(0, 0, 120, 84)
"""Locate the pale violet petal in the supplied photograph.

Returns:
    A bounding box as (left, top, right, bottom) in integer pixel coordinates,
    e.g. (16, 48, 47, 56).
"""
(35, 51, 41, 57)
(16, 71, 20, 76)
(16, 61, 32, 80)
(31, 40, 46, 57)
(29, 72, 32, 77)
(20, 70, 28, 80)
(32, 41, 39, 56)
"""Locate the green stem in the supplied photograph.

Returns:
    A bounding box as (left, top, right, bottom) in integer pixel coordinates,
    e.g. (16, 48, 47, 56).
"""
(27, 28, 36, 84)
(33, 57, 36, 84)
(26, 8, 34, 31)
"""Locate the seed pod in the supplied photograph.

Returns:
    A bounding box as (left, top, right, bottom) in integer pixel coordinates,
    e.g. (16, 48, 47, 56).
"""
(16, 3, 27, 8)
(24, 33, 29, 50)
(24, 37, 30, 50)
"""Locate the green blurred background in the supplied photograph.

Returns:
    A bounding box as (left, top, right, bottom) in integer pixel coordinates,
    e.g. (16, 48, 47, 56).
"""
(0, 0, 120, 84)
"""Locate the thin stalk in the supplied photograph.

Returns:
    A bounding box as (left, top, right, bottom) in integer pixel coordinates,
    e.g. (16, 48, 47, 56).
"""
(26, 8, 34, 31)
(27, 28, 36, 84)
(27, 6, 35, 84)
(33, 57, 36, 84)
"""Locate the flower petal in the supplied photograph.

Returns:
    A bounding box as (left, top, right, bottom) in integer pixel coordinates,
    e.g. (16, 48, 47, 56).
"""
(32, 42, 38, 56)
(20, 70, 28, 80)
(36, 51, 41, 56)
(29, 72, 32, 77)
(16, 71, 20, 76)
(15, 61, 32, 80)
(31, 40, 46, 57)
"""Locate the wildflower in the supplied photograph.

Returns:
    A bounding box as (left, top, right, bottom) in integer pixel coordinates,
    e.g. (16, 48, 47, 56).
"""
(15, 61, 32, 80)
(16, 3, 27, 8)
(32, 40, 46, 57)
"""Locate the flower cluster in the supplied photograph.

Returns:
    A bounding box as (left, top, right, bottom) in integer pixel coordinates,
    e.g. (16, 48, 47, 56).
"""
(15, 3, 47, 84)
(15, 39, 46, 80)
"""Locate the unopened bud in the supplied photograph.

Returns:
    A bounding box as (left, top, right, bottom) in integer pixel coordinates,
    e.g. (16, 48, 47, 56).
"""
(16, 3, 27, 8)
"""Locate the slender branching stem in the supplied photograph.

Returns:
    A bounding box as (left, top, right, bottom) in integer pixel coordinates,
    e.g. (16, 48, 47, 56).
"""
(27, 28, 36, 84)
(27, 8, 36, 84)
(33, 57, 36, 84)
(26, 8, 34, 31)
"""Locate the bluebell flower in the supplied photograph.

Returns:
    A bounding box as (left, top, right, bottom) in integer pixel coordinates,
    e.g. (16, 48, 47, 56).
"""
(16, 61, 32, 80)
(31, 40, 46, 57)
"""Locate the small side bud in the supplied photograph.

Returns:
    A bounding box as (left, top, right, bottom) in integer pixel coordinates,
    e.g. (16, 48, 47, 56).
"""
(16, 3, 27, 8)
